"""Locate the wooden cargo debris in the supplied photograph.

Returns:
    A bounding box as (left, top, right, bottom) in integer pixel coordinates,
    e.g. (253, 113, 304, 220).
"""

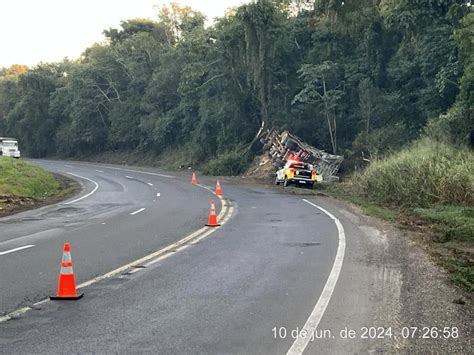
(259, 129, 343, 181)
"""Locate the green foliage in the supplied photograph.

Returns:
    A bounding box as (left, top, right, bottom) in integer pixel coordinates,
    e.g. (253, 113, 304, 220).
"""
(293, 61, 345, 154)
(0, 0, 471, 175)
(325, 184, 398, 221)
(351, 138, 474, 208)
(414, 205, 474, 242)
(202, 150, 251, 176)
(0, 157, 59, 198)
(424, 105, 473, 146)
(441, 256, 473, 292)
(236, 0, 286, 127)
(454, 12, 474, 106)
(351, 122, 416, 158)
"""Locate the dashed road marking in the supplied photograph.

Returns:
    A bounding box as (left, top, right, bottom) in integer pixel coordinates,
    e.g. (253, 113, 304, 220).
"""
(0, 177, 231, 323)
(130, 208, 146, 216)
(79, 163, 175, 179)
(0, 245, 35, 256)
(147, 183, 153, 187)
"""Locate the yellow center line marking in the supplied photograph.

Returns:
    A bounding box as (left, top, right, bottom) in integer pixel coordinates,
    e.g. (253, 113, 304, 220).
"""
(0, 181, 234, 323)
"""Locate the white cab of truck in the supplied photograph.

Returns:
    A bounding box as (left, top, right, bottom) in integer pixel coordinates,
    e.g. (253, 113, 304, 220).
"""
(0, 137, 21, 158)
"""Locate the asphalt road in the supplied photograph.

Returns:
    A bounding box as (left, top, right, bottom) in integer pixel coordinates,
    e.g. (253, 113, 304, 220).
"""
(0, 160, 455, 353)
(0, 160, 214, 314)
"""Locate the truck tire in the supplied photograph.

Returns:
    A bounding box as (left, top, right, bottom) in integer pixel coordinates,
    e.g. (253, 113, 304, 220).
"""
(283, 176, 290, 187)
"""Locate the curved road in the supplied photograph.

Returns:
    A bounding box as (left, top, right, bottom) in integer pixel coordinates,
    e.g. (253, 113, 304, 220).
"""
(0, 160, 400, 353)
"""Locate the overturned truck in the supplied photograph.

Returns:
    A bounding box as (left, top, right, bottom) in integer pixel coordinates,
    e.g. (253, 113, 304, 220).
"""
(258, 129, 343, 182)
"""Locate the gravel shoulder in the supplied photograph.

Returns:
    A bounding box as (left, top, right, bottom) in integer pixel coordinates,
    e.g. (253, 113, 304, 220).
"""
(325, 196, 472, 352)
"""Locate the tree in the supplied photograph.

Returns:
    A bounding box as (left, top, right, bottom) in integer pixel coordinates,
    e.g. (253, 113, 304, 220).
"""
(0, 0, 470, 166)
(454, 11, 474, 105)
(156, 2, 206, 45)
(5, 63, 68, 157)
(293, 61, 345, 154)
(237, 0, 285, 135)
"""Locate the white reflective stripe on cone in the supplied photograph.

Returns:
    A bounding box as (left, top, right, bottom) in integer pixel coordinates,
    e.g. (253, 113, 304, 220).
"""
(60, 266, 74, 274)
(62, 252, 72, 263)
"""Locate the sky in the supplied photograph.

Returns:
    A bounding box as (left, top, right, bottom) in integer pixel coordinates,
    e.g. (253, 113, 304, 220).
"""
(0, 0, 249, 68)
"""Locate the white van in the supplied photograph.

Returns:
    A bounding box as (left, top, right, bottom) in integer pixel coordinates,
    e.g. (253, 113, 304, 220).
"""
(0, 137, 21, 158)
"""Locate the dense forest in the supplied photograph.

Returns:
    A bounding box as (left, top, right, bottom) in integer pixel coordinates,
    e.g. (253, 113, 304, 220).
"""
(0, 0, 472, 171)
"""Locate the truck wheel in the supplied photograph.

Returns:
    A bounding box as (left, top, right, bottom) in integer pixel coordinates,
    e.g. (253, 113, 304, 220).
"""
(283, 177, 290, 187)
(274, 177, 280, 185)
(307, 182, 314, 189)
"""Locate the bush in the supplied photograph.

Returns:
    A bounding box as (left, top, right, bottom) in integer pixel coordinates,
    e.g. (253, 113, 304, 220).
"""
(202, 150, 250, 176)
(351, 123, 415, 158)
(351, 138, 474, 208)
(424, 106, 473, 147)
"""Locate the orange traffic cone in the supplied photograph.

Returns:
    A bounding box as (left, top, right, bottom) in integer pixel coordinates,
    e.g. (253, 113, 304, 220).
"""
(191, 172, 198, 185)
(215, 180, 223, 197)
(50, 243, 83, 300)
(205, 199, 221, 227)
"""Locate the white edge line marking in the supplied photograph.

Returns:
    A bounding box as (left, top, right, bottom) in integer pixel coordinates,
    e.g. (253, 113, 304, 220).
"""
(0, 183, 231, 323)
(63, 172, 99, 205)
(287, 199, 346, 355)
(0, 245, 35, 256)
(130, 208, 146, 215)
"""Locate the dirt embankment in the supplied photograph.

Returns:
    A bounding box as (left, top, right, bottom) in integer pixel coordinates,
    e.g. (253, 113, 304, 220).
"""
(0, 173, 79, 217)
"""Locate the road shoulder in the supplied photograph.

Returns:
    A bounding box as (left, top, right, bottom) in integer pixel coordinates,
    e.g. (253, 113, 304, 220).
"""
(219, 175, 471, 352)
(312, 195, 472, 353)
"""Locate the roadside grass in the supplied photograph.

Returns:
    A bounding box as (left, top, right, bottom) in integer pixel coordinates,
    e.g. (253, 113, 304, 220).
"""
(324, 184, 398, 221)
(0, 157, 59, 199)
(441, 256, 473, 293)
(351, 138, 473, 208)
(414, 206, 474, 243)
(326, 139, 473, 293)
(325, 184, 474, 292)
